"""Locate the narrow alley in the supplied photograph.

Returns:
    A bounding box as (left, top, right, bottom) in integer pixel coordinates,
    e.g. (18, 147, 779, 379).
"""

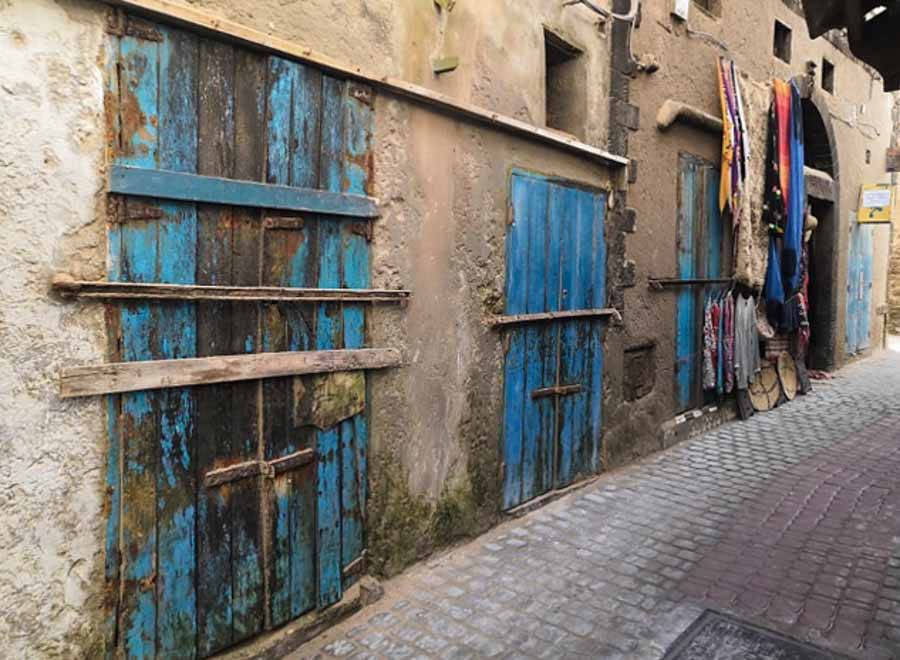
(300, 348, 900, 660)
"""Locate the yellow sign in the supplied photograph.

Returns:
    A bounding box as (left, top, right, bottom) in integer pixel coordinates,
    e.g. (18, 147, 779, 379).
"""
(857, 183, 893, 223)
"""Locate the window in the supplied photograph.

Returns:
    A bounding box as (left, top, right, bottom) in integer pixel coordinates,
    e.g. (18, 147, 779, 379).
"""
(544, 29, 586, 138)
(774, 20, 792, 63)
(822, 58, 835, 93)
(693, 0, 721, 18)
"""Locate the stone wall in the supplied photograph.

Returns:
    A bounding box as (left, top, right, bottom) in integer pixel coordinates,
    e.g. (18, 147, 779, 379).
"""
(890, 94, 900, 336)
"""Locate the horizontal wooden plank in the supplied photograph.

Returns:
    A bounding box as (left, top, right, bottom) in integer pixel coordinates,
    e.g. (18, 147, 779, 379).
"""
(531, 384, 582, 399)
(488, 308, 621, 328)
(648, 277, 733, 290)
(51, 274, 409, 303)
(109, 165, 380, 217)
(203, 449, 315, 487)
(60, 349, 402, 398)
(102, 0, 629, 169)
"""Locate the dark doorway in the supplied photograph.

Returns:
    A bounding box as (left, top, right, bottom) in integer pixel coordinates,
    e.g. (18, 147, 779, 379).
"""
(801, 97, 838, 371)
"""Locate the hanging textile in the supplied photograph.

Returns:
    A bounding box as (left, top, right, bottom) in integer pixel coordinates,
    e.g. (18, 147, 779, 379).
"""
(724, 293, 735, 394)
(783, 81, 806, 293)
(717, 58, 749, 227)
(734, 294, 761, 390)
(733, 79, 772, 289)
(703, 297, 717, 391)
(716, 295, 725, 396)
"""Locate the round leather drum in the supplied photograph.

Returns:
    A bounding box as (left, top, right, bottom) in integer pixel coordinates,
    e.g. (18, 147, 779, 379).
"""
(748, 364, 780, 412)
(777, 351, 798, 401)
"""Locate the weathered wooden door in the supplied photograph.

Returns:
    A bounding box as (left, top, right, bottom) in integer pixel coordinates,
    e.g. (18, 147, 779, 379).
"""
(104, 14, 374, 658)
(674, 154, 724, 413)
(501, 171, 606, 511)
(846, 220, 874, 354)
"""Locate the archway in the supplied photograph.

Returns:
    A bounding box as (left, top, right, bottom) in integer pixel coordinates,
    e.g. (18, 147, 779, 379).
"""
(801, 92, 841, 371)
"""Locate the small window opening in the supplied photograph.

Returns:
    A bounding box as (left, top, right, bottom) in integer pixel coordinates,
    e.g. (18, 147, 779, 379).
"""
(544, 29, 586, 138)
(773, 20, 792, 63)
(821, 58, 835, 93)
(693, 0, 721, 18)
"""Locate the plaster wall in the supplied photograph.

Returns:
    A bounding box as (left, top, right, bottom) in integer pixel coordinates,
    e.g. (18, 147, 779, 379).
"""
(612, 0, 895, 463)
(0, 0, 110, 656)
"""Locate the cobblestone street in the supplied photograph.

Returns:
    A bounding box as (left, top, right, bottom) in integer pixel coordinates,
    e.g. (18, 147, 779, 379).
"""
(297, 349, 900, 660)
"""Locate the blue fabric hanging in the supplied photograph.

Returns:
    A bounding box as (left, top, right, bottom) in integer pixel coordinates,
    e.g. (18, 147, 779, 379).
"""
(765, 234, 785, 323)
(783, 82, 806, 293)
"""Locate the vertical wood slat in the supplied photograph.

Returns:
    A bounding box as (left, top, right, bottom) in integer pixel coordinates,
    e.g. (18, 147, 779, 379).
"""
(103, 34, 123, 660)
(558, 187, 597, 487)
(520, 177, 550, 505)
(315, 75, 346, 611)
(501, 175, 530, 510)
(339, 83, 374, 585)
(675, 156, 699, 413)
(229, 47, 267, 644)
(116, 33, 160, 659)
(195, 37, 237, 657)
(264, 57, 322, 627)
(155, 26, 199, 658)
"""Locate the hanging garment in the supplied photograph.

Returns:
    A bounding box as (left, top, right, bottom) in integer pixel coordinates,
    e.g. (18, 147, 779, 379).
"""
(716, 297, 725, 395)
(724, 293, 736, 394)
(718, 61, 735, 216)
(774, 80, 792, 209)
(734, 79, 773, 289)
(783, 82, 806, 293)
(764, 234, 785, 327)
(734, 294, 761, 390)
(703, 297, 717, 391)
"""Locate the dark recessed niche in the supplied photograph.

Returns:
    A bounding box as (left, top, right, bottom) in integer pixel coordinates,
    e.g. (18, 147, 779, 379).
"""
(624, 342, 657, 402)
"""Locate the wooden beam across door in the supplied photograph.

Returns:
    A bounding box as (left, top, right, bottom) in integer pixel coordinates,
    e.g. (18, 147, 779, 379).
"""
(60, 348, 402, 398)
(51, 274, 411, 304)
(109, 165, 381, 217)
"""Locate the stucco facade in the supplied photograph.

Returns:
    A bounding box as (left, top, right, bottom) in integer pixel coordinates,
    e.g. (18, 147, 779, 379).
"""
(1, 0, 896, 657)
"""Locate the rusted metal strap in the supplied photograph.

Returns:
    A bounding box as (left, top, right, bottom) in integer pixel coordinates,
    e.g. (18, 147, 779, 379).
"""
(342, 551, 367, 579)
(531, 384, 583, 399)
(51, 274, 411, 304)
(648, 277, 733, 290)
(204, 449, 315, 488)
(488, 308, 621, 328)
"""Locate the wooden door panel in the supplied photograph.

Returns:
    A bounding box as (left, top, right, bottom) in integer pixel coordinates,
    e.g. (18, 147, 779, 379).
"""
(502, 174, 606, 510)
(675, 157, 699, 412)
(106, 17, 375, 658)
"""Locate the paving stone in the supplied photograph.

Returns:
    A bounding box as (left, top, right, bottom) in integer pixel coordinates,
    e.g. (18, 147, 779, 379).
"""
(295, 353, 900, 660)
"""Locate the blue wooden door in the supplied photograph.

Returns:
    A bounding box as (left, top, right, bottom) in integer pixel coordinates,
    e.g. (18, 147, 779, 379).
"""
(501, 172, 606, 511)
(105, 16, 373, 659)
(846, 221, 874, 354)
(674, 155, 723, 413)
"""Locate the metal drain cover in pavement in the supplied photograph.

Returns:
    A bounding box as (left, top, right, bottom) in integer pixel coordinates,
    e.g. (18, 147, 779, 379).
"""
(662, 610, 853, 659)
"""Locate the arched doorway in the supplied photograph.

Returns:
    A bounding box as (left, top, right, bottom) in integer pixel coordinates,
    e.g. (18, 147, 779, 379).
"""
(801, 93, 840, 371)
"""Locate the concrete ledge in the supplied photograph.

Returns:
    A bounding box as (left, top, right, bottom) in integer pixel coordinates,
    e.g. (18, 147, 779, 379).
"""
(656, 100, 723, 135)
(660, 401, 738, 449)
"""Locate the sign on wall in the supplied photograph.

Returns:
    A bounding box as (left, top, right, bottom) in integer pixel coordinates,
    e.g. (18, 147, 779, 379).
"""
(857, 183, 894, 224)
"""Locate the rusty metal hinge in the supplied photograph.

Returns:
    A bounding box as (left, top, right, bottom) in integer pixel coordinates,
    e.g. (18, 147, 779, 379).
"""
(265, 216, 306, 231)
(105, 9, 163, 41)
(350, 84, 373, 106)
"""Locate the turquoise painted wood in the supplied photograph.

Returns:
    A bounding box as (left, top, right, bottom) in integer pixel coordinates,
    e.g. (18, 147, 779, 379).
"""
(106, 17, 375, 659)
(501, 171, 607, 510)
(846, 221, 874, 354)
(675, 156, 699, 413)
(109, 165, 379, 218)
(674, 156, 724, 413)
